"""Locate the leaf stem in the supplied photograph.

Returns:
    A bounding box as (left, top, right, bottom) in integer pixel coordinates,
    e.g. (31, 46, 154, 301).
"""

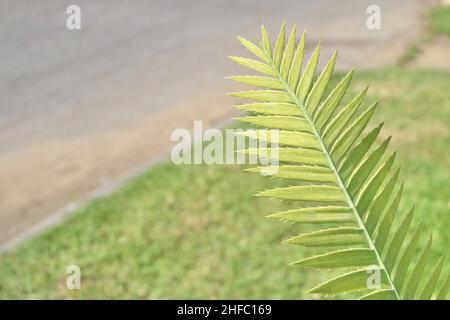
(262, 48, 400, 299)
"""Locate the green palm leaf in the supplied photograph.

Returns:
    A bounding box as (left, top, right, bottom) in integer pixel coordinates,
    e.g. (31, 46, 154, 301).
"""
(229, 24, 448, 300)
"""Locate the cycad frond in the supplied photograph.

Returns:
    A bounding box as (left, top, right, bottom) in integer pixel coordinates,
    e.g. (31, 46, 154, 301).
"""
(229, 24, 448, 300)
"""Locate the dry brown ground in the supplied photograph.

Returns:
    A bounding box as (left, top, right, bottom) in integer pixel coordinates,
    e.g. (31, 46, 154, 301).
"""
(0, 89, 238, 245)
(410, 36, 450, 71)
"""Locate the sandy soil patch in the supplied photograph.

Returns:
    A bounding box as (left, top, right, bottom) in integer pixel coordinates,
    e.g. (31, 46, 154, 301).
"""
(0, 89, 238, 245)
(410, 36, 450, 71)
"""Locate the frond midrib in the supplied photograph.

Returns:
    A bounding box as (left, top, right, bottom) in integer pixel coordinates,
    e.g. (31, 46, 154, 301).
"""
(261, 48, 400, 299)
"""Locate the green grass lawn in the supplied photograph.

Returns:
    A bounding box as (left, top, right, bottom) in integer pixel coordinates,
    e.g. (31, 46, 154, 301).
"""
(0, 68, 449, 299)
(430, 5, 450, 36)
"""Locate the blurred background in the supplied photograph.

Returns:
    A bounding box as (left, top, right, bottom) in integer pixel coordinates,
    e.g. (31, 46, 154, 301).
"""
(0, 0, 448, 298)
